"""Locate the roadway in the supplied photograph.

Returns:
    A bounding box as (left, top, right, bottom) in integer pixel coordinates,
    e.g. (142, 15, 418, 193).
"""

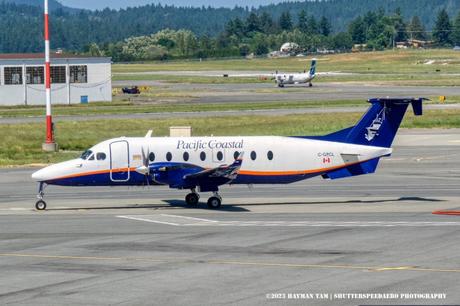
(0, 130, 459, 305)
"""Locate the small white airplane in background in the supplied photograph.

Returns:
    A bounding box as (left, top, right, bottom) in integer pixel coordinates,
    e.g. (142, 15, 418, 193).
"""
(273, 58, 316, 87)
(31, 97, 424, 211)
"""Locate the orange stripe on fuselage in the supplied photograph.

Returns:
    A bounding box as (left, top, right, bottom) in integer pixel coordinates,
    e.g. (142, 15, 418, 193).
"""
(52, 158, 371, 181)
(55, 167, 136, 180)
(238, 159, 368, 176)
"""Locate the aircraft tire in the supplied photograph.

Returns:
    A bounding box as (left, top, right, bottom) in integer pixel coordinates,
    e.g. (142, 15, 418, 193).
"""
(207, 196, 221, 209)
(185, 193, 199, 206)
(35, 200, 47, 211)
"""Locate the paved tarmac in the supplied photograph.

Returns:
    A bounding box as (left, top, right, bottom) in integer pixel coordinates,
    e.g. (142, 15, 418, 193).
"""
(0, 130, 459, 305)
(112, 81, 460, 104)
(2, 82, 459, 124)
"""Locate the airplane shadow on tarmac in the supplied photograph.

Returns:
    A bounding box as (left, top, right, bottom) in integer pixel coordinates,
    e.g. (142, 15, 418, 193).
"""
(46, 196, 443, 212)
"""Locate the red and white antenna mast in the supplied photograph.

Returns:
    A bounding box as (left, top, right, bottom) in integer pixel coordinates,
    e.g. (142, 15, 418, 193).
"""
(42, 0, 58, 151)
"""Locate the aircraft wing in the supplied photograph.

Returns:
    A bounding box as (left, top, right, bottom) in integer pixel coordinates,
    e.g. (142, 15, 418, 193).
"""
(184, 152, 244, 181)
(146, 152, 244, 191)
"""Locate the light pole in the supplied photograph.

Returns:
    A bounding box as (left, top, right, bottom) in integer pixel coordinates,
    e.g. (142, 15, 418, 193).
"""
(42, 0, 58, 152)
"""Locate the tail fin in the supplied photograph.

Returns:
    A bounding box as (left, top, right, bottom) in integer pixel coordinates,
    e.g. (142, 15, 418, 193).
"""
(309, 58, 317, 76)
(320, 97, 426, 148)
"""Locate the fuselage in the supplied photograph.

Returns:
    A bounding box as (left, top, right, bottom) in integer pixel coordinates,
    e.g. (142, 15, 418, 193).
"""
(274, 72, 314, 85)
(32, 136, 391, 187)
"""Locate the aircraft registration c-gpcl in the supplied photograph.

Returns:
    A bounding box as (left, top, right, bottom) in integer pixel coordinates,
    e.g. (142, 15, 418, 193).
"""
(32, 97, 425, 210)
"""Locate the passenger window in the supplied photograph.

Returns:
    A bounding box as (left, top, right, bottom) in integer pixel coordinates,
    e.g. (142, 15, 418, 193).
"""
(166, 152, 172, 161)
(250, 151, 257, 161)
(200, 151, 206, 161)
(149, 152, 155, 162)
(183, 152, 189, 161)
(233, 151, 239, 160)
(267, 151, 273, 161)
(217, 151, 223, 161)
(96, 152, 106, 161)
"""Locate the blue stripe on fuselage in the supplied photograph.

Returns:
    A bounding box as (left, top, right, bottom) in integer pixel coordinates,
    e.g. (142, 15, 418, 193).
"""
(45, 171, 320, 186)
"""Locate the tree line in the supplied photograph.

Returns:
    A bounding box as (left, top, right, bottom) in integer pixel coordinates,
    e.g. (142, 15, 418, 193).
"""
(89, 8, 460, 61)
(1, 1, 460, 60)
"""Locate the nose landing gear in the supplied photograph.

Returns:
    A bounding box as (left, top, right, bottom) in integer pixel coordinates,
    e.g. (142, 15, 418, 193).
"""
(35, 182, 47, 211)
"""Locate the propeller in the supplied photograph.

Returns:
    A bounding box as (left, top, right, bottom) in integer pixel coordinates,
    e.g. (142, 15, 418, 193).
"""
(135, 147, 151, 186)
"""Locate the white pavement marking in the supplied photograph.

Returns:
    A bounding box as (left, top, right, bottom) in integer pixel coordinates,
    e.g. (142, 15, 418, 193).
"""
(117, 215, 460, 227)
(160, 214, 218, 223)
(117, 215, 180, 226)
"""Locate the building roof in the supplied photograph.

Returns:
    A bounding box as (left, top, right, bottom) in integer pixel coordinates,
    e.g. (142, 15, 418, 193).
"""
(0, 53, 111, 65)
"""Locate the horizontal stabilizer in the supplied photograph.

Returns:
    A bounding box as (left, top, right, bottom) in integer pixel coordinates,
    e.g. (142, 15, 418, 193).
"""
(322, 158, 380, 180)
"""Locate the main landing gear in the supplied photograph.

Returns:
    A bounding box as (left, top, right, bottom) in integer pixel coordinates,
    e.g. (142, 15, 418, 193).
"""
(308, 82, 313, 87)
(207, 192, 222, 209)
(185, 189, 200, 206)
(184, 189, 222, 209)
(35, 182, 47, 211)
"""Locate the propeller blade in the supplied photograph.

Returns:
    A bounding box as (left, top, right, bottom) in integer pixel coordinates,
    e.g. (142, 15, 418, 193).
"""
(140, 147, 151, 186)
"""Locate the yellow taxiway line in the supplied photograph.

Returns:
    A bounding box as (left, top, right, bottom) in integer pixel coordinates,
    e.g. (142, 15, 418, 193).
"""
(1, 253, 460, 274)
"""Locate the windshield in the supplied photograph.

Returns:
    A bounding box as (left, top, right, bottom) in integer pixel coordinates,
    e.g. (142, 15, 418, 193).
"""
(80, 150, 93, 160)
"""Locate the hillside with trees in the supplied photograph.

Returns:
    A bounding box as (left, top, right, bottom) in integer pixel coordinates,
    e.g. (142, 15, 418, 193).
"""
(1, 0, 460, 58)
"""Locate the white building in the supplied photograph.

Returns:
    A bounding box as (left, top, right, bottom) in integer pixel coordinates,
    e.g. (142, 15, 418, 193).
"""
(0, 54, 112, 106)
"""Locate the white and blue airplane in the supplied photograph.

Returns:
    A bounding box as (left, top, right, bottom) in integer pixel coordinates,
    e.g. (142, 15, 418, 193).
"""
(273, 58, 316, 87)
(32, 97, 424, 210)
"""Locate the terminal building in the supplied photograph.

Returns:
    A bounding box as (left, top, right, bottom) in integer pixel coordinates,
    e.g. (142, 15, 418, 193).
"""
(0, 54, 112, 106)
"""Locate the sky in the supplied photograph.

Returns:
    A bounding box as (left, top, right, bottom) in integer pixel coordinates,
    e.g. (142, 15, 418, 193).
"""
(58, 0, 289, 10)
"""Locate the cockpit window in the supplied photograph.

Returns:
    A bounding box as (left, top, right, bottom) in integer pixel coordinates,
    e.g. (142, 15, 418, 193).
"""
(80, 150, 93, 160)
(88, 154, 95, 161)
(96, 153, 106, 161)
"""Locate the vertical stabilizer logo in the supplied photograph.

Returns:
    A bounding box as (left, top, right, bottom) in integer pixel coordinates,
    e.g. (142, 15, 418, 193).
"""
(365, 108, 385, 141)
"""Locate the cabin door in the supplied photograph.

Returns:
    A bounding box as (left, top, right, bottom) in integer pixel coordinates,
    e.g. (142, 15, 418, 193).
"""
(109, 140, 130, 182)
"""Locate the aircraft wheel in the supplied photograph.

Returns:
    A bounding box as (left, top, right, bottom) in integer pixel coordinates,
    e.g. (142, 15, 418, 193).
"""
(35, 200, 47, 211)
(185, 193, 199, 206)
(308, 82, 313, 87)
(207, 196, 222, 209)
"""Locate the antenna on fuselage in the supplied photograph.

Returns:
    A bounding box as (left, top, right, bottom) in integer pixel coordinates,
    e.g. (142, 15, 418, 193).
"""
(145, 130, 153, 137)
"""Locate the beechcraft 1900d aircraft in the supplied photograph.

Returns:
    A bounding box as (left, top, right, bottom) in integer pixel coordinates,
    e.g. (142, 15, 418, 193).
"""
(32, 97, 424, 210)
(273, 58, 316, 87)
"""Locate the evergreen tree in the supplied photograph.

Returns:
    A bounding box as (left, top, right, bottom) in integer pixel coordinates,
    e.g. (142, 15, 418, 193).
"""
(279, 11, 293, 31)
(392, 7, 407, 42)
(297, 10, 308, 32)
(408, 16, 426, 40)
(452, 12, 460, 46)
(245, 12, 261, 34)
(260, 12, 275, 34)
(348, 16, 366, 43)
(307, 15, 319, 35)
(319, 16, 331, 36)
(433, 9, 452, 46)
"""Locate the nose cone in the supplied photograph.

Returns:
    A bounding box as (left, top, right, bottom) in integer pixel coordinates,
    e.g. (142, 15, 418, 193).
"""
(31, 167, 52, 182)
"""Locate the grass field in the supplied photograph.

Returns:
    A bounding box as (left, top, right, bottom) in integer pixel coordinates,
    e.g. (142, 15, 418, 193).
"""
(113, 49, 460, 74)
(1, 109, 459, 166)
(0, 96, 457, 118)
